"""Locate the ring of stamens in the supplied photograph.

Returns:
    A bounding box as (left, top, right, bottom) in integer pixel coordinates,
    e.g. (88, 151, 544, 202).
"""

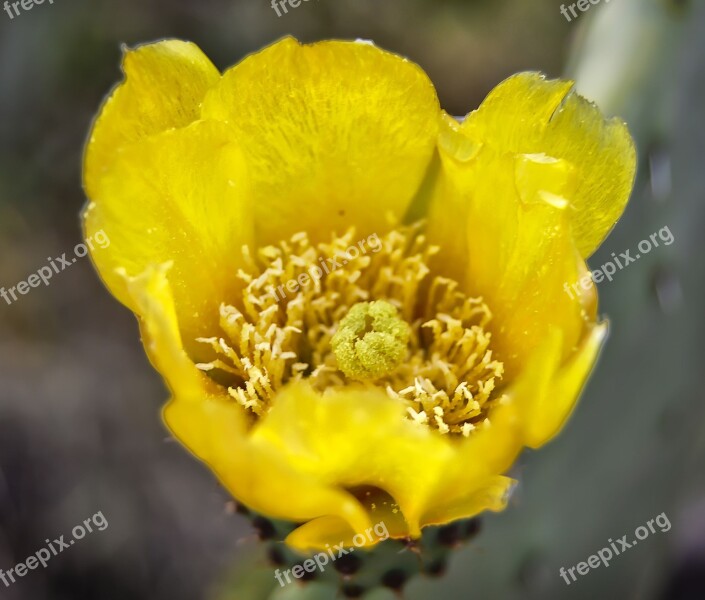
(194, 223, 506, 436)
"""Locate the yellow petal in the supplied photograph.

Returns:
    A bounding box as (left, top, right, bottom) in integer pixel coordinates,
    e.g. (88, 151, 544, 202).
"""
(201, 37, 440, 246)
(164, 398, 373, 539)
(121, 262, 222, 401)
(420, 476, 515, 526)
(498, 320, 606, 448)
(249, 383, 448, 536)
(461, 72, 636, 257)
(83, 120, 254, 350)
(117, 262, 249, 458)
(415, 385, 525, 524)
(285, 514, 395, 551)
(486, 160, 588, 371)
(430, 140, 594, 375)
(84, 39, 220, 198)
(522, 322, 608, 447)
(217, 383, 523, 547)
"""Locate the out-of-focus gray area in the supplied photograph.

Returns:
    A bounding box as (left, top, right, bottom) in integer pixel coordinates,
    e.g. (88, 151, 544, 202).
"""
(0, 0, 703, 599)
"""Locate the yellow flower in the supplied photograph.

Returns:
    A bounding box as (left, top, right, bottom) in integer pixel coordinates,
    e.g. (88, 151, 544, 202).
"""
(82, 37, 636, 551)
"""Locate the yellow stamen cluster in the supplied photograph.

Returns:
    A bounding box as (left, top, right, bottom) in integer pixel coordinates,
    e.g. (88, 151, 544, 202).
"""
(194, 225, 505, 435)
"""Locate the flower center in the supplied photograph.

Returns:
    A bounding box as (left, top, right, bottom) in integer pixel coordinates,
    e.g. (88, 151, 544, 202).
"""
(332, 300, 411, 381)
(194, 224, 505, 435)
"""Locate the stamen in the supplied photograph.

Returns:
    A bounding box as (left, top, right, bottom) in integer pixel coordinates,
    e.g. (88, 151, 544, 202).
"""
(194, 224, 505, 435)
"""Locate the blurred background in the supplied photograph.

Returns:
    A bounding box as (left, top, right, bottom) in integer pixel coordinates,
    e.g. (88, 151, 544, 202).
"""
(0, 0, 703, 598)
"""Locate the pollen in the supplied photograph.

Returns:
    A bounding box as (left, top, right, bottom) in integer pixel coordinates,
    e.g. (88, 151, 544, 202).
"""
(194, 224, 506, 434)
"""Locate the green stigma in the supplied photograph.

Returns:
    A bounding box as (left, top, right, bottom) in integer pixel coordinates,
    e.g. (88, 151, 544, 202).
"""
(332, 300, 411, 381)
